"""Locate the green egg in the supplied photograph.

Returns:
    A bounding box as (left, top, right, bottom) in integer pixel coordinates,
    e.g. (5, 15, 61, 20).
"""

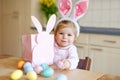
(41, 63, 49, 70)
(41, 67, 54, 77)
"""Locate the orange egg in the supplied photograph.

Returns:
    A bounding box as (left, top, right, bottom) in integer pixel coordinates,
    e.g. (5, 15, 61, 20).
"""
(17, 60, 25, 69)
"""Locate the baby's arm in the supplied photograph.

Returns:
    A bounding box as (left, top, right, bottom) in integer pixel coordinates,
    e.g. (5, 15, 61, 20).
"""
(67, 46, 79, 70)
(53, 45, 79, 70)
(57, 46, 79, 70)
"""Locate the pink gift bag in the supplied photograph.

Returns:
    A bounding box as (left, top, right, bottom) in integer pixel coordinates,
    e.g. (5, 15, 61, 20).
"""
(22, 14, 56, 67)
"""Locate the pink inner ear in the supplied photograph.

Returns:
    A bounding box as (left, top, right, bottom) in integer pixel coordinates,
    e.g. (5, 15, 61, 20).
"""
(75, 1, 87, 18)
(59, 0, 71, 15)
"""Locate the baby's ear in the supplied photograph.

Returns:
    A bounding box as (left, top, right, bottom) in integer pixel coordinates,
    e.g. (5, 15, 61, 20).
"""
(46, 14, 56, 33)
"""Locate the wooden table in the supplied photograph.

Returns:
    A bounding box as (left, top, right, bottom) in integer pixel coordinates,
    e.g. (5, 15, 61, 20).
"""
(0, 56, 119, 80)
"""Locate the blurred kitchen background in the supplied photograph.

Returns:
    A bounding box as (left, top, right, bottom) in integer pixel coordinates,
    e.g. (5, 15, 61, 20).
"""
(0, 0, 120, 76)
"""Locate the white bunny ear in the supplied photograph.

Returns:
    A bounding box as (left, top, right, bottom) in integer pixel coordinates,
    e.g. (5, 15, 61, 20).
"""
(46, 14, 56, 33)
(31, 16, 42, 33)
(74, 0, 89, 20)
(58, 0, 72, 17)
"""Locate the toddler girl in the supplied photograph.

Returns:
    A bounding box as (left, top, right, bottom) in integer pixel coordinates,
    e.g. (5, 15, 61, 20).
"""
(53, 20, 79, 70)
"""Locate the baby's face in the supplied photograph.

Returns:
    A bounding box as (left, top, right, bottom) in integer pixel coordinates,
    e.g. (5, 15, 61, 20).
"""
(55, 27, 75, 47)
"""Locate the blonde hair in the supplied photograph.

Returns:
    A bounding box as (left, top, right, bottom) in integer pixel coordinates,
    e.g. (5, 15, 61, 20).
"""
(54, 20, 77, 38)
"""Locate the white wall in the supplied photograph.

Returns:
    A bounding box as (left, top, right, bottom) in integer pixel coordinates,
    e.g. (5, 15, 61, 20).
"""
(1, 0, 31, 57)
(57, 0, 120, 28)
(31, 0, 45, 27)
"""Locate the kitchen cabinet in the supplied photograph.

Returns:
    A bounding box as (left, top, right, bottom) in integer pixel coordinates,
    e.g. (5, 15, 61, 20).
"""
(74, 33, 89, 59)
(0, 0, 31, 56)
(74, 33, 120, 76)
(89, 46, 120, 75)
(0, 0, 2, 54)
(0, 0, 46, 56)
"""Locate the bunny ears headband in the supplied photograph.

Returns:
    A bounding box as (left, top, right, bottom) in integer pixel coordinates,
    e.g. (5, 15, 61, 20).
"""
(55, 0, 89, 37)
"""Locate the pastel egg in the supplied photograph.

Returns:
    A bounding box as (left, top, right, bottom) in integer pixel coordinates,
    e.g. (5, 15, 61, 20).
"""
(23, 62, 33, 73)
(23, 62, 32, 68)
(33, 66, 43, 74)
(10, 69, 23, 80)
(17, 60, 25, 69)
(41, 67, 54, 77)
(27, 71, 37, 80)
(56, 74, 67, 80)
(24, 66, 33, 73)
(41, 63, 49, 70)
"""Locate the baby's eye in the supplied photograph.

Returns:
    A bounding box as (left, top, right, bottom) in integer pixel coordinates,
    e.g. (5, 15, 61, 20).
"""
(59, 32, 63, 35)
(68, 34, 72, 36)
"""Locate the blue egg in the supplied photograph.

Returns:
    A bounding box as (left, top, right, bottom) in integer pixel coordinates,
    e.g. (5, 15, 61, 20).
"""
(41, 67, 54, 77)
(56, 74, 67, 80)
(24, 66, 33, 73)
(23, 62, 33, 73)
(23, 62, 32, 68)
(41, 63, 49, 71)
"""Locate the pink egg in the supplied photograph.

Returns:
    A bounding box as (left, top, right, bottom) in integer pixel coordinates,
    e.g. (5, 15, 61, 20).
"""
(34, 66, 43, 74)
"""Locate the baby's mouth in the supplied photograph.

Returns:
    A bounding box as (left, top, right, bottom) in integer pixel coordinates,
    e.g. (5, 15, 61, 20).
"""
(61, 40, 67, 42)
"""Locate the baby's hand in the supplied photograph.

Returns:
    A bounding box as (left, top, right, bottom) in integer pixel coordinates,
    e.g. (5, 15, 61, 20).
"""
(57, 60, 65, 69)
(57, 59, 70, 69)
(62, 59, 70, 69)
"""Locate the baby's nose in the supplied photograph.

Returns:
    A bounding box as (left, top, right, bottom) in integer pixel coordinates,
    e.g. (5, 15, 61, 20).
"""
(63, 34, 68, 38)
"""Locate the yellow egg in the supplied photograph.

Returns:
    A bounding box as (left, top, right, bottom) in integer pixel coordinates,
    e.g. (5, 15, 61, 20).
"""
(10, 69, 23, 80)
(27, 71, 37, 80)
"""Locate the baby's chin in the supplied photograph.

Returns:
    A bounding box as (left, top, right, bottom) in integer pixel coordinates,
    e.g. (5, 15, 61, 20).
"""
(58, 44, 70, 47)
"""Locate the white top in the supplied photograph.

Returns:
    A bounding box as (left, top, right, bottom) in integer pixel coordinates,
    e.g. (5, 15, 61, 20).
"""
(54, 42, 79, 70)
